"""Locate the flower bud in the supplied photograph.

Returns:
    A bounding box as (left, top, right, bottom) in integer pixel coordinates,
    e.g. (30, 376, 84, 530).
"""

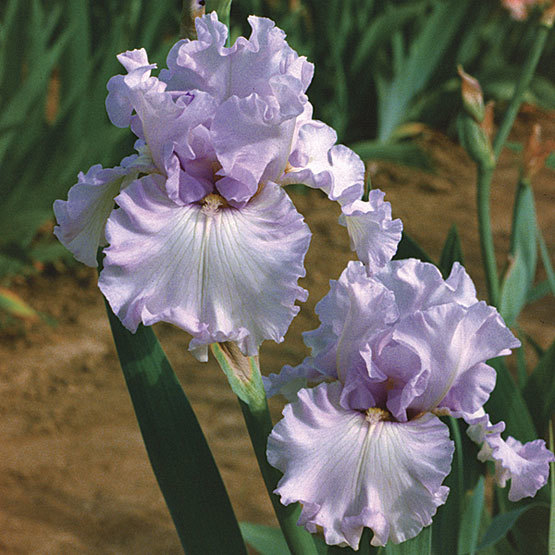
(458, 65, 485, 123)
(523, 123, 555, 180)
(540, 1, 555, 26)
(457, 113, 495, 168)
(481, 100, 496, 142)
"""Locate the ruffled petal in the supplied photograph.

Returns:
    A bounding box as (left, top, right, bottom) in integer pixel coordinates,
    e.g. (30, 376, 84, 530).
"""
(99, 178, 310, 359)
(294, 261, 397, 401)
(161, 13, 230, 96)
(281, 121, 365, 205)
(268, 382, 453, 548)
(139, 90, 217, 172)
(53, 164, 136, 267)
(374, 259, 478, 317)
(466, 413, 554, 501)
(211, 93, 297, 200)
(105, 49, 161, 129)
(263, 360, 327, 400)
(162, 13, 313, 106)
(391, 302, 519, 416)
(339, 189, 403, 270)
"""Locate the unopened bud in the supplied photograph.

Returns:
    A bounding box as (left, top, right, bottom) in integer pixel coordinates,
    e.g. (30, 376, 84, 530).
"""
(523, 123, 555, 180)
(458, 66, 485, 123)
(480, 100, 496, 141)
(540, 1, 555, 26)
(457, 113, 495, 168)
(180, 0, 206, 39)
(502, 0, 529, 20)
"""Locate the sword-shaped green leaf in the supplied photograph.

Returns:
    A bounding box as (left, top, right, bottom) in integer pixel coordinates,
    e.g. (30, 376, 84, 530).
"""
(105, 302, 247, 555)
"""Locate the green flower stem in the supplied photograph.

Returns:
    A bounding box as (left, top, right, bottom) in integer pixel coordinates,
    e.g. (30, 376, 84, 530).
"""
(210, 343, 318, 555)
(475, 20, 551, 307)
(448, 417, 465, 521)
(476, 162, 499, 306)
(492, 21, 551, 159)
(238, 397, 319, 555)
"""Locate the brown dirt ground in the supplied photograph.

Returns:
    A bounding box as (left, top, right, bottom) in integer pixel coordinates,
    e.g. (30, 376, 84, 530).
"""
(0, 109, 553, 553)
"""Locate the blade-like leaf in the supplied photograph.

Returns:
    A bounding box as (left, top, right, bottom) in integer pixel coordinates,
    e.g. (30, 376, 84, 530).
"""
(439, 224, 464, 278)
(105, 301, 247, 555)
(498, 251, 528, 327)
(350, 140, 433, 170)
(457, 476, 485, 555)
(476, 503, 542, 551)
(523, 339, 555, 434)
(384, 526, 432, 554)
(240, 522, 290, 555)
(526, 279, 551, 303)
(432, 417, 466, 554)
(393, 232, 434, 264)
(0, 287, 39, 321)
(377, 0, 468, 141)
(350, 3, 423, 75)
(485, 358, 536, 443)
(537, 227, 555, 296)
(509, 181, 537, 284)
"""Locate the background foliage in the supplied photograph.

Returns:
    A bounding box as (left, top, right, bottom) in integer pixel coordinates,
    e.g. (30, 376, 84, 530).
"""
(1, 0, 554, 281)
(0, 1, 553, 553)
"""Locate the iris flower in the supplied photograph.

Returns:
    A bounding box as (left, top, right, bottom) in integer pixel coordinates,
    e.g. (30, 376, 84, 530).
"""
(54, 13, 400, 360)
(266, 257, 554, 548)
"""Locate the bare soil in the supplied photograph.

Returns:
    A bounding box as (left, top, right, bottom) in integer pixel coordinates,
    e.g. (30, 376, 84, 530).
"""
(1, 110, 553, 553)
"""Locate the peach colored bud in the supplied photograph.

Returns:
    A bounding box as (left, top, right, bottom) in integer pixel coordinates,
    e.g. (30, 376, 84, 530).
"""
(523, 124, 555, 179)
(180, 0, 206, 39)
(502, 0, 529, 20)
(480, 100, 496, 141)
(540, 1, 555, 25)
(458, 65, 485, 122)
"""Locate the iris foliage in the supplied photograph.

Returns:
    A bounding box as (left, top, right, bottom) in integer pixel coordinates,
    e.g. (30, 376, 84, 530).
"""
(1, 1, 554, 554)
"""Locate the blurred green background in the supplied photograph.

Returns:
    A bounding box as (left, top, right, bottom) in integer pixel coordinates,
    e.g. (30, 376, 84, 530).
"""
(0, 0, 553, 282)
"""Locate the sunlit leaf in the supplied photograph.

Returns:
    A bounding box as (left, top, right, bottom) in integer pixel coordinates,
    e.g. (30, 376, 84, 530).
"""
(350, 140, 433, 170)
(0, 287, 39, 321)
(384, 526, 432, 554)
(537, 227, 555, 296)
(240, 522, 289, 555)
(509, 181, 537, 292)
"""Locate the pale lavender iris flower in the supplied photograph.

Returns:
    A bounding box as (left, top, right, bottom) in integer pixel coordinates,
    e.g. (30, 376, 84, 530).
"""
(266, 258, 553, 548)
(53, 13, 400, 360)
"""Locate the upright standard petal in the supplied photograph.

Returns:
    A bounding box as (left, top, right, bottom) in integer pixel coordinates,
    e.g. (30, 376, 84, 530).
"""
(211, 93, 298, 200)
(99, 177, 310, 359)
(291, 262, 398, 387)
(162, 13, 313, 106)
(264, 261, 399, 404)
(391, 302, 519, 418)
(53, 164, 135, 267)
(339, 190, 403, 270)
(374, 259, 478, 316)
(105, 49, 161, 129)
(268, 382, 453, 548)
